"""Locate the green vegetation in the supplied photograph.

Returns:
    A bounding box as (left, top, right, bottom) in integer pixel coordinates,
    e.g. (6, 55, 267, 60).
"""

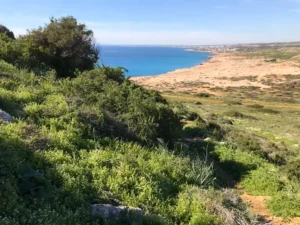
(194, 92, 211, 98)
(0, 17, 99, 78)
(165, 90, 300, 219)
(224, 111, 257, 120)
(0, 59, 226, 224)
(0, 17, 262, 225)
(239, 49, 300, 60)
(1, 16, 300, 224)
(0, 25, 15, 39)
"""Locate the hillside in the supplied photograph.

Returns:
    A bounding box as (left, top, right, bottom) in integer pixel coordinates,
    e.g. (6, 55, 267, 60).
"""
(1, 17, 300, 225)
(133, 48, 300, 225)
(0, 59, 264, 225)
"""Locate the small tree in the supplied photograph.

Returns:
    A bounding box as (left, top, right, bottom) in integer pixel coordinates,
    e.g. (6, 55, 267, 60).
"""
(18, 16, 99, 77)
(0, 25, 15, 39)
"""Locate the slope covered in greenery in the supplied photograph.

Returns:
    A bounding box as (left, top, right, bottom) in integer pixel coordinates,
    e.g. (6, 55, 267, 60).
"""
(0, 60, 199, 224)
(0, 16, 282, 225)
(0, 58, 261, 225)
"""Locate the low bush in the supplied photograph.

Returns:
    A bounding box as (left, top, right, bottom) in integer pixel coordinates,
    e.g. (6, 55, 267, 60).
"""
(240, 167, 283, 195)
(282, 158, 300, 180)
(194, 93, 210, 98)
(225, 100, 242, 105)
(225, 130, 262, 155)
(267, 193, 300, 217)
(212, 146, 266, 181)
(247, 104, 264, 109)
(174, 186, 220, 225)
(256, 107, 279, 114)
(224, 111, 257, 120)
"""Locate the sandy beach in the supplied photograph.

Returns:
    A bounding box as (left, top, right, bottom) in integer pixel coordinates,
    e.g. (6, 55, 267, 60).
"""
(131, 52, 300, 94)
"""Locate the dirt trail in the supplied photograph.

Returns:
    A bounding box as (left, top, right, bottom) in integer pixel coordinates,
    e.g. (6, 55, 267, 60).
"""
(162, 94, 300, 110)
(241, 194, 300, 225)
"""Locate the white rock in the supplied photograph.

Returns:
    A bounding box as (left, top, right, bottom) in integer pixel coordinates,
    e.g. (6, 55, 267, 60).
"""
(204, 137, 211, 142)
(91, 204, 143, 225)
(0, 109, 12, 123)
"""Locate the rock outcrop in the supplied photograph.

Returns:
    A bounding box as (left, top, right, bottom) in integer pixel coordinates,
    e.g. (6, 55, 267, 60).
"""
(91, 204, 143, 225)
(0, 109, 12, 123)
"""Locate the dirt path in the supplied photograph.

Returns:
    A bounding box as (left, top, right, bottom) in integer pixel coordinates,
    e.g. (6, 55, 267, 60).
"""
(241, 194, 300, 225)
(162, 94, 300, 110)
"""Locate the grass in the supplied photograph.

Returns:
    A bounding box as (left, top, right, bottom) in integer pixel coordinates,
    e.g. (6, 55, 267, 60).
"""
(267, 193, 300, 217)
(254, 107, 280, 114)
(239, 50, 300, 60)
(224, 111, 257, 120)
(164, 86, 300, 218)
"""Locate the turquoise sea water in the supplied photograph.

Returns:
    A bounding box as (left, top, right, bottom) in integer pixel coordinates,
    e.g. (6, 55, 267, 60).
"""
(99, 46, 213, 77)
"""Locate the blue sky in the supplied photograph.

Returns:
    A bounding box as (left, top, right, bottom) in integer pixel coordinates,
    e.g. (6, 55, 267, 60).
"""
(0, 0, 299, 45)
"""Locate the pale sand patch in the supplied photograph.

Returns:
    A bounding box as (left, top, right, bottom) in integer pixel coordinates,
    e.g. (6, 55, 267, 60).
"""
(131, 53, 300, 93)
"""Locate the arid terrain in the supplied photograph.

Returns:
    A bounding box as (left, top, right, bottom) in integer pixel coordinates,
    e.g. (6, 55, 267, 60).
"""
(132, 49, 300, 95)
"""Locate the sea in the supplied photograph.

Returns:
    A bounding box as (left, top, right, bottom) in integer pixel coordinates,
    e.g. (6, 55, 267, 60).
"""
(99, 46, 213, 77)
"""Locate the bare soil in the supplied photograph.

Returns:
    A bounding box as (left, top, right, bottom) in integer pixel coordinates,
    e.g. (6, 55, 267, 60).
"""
(241, 194, 300, 225)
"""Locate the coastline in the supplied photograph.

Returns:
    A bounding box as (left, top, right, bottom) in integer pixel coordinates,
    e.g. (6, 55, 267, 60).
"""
(131, 50, 217, 79)
(185, 48, 220, 55)
(131, 51, 300, 94)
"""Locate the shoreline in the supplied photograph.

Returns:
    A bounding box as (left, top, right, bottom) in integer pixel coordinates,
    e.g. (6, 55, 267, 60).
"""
(184, 48, 220, 55)
(131, 51, 300, 94)
(131, 50, 218, 80)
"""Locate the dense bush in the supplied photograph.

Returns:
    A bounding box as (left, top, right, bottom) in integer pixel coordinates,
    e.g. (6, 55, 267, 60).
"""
(0, 25, 15, 39)
(267, 193, 300, 217)
(0, 61, 181, 146)
(0, 115, 214, 225)
(0, 61, 223, 224)
(0, 17, 99, 77)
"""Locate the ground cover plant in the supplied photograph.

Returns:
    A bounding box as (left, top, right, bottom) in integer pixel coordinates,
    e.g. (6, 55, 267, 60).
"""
(0, 17, 263, 225)
(164, 89, 300, 220)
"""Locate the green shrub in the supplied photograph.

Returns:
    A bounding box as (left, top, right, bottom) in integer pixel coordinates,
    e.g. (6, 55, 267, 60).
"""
(185, 158, 216, 188)
(282, 158, 300, 180)
(0, 25, 15, 39)
(256, 107, 279, 114)
(224, 111, 257, 120)
(240, 167, 283, 195)
(0, 117, 217, 224)
(213, 146, 266, 181)
(225, 100, 242, 105)
(0, 17, 99, 77)
(0, 61, 223, 224)
(174, 187, 220, 225)
(267, 193, 300, 217)
(194, 93, 210, 98)
(247, 104, 264, 109)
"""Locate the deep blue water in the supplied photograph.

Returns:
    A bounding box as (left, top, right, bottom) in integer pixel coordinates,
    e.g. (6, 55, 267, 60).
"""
(99, 46, 213, 77)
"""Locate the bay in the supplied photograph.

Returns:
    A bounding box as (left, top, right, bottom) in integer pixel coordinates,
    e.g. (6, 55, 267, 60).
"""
(99, 46, 213, 77)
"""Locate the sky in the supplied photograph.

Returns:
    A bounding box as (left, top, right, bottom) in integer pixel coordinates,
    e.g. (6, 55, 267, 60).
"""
(0, 0, 299, 45)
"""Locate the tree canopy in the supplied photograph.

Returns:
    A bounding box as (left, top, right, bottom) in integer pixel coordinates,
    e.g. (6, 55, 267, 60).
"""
(0, 25, 15, 39)
(0, 17, 99, 78)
